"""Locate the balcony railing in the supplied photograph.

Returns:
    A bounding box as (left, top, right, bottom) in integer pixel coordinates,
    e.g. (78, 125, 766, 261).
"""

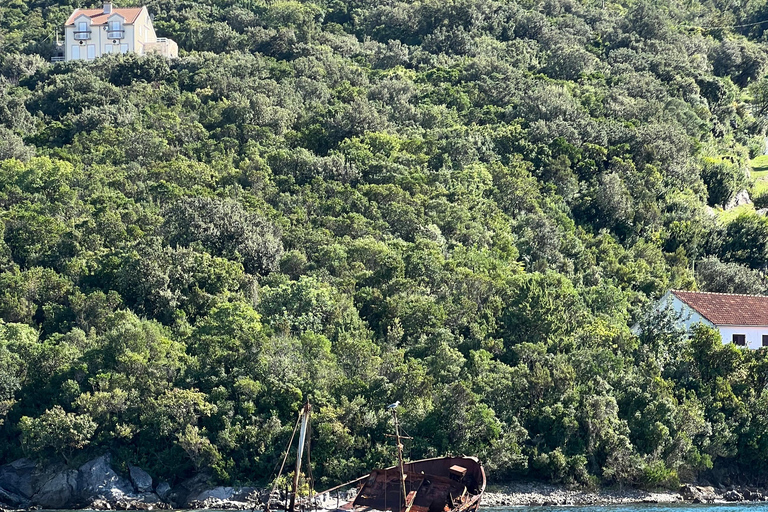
(107, 29, 125, 39)
(74, 30, 91, 40)
(51, 56, 65, 62)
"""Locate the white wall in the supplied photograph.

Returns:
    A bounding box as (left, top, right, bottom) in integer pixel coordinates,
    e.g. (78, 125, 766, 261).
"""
(716, 325, 768, 350)
(64, 7, 174, 62)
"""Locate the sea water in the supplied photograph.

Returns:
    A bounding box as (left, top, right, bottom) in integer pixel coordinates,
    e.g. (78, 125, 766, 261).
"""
(49, 507, 768, 512)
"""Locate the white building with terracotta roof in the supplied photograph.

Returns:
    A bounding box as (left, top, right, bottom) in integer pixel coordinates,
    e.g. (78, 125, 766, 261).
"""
(62, 2, 177, 62)
(661, 290, 768, 349)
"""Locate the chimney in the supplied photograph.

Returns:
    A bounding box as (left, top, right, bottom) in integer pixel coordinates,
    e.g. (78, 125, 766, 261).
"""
(103, 2, 112, 14)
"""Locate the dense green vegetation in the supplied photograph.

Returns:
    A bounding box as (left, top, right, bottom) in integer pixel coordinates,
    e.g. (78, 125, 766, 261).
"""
(5, 0, 768, 490)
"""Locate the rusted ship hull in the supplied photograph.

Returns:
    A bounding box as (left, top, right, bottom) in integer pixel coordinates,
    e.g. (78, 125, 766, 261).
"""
(334, 457, 485, 512)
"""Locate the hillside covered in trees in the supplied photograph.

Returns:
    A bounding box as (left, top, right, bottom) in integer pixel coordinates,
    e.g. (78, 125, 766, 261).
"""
(4, 0, 768, 490)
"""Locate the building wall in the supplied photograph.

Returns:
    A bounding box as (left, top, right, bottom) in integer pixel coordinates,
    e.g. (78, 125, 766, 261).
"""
(64, 7, 162, 61)
(131, 8, 156, 56)
(716, 325, 768, 349)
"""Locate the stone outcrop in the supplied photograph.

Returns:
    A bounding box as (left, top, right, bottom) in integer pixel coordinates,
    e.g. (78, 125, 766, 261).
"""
(0, 456, 174, 510)
(34, 468, 80, 509)
(164, 472, 212, 509)
(79, 454, 135, 503)
(0, 459, 36, 502)
(679, 484, 717, 503)
(725, 189, 752, 210)
(128, 466, 153, 494)
(155, 482, 171, 501)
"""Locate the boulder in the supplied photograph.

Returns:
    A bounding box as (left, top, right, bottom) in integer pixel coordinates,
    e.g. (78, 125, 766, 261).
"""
(724, 490, 743, 502)
(155, 483, 171, 501)
(697, 486, 717, 503)
(137, 492, 163, 504)
(128, 466, 153, 494)
(33, 468, 80, 509)
(726, 189, 752, 210)
(0, 458, 37, 499)
(680, 484, 701, 501)
(166, 473, 212, 508)
(0, 485, 28, 507)
(193, 486, 235, 502)
(79, 454, 135, 503)
(91, 498, 113, 509)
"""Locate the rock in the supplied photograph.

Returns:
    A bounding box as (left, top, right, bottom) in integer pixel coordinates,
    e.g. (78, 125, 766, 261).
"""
(166, 473, 212, 508)
(137, 492, 163, 504)
(680, 484, 702, 501)
(193, 486, 235, 502)
(0, 459, 37, 500)
(187, 487, 261, 510)
(0, 485, 28, 507)
(726, 189, 751, 210)
(79, 454, 135, 503)
(128, 466, 153, 494)
(724, 490, 743, 502)
(91, 498, 113, 509)
(155, 483, 171, 501)
(742, 489, 763, 501)
(33, 468, 80, 509)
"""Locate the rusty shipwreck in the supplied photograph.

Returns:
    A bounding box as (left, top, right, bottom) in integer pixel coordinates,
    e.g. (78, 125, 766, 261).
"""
(269, 402, 485, 512)
(334, 455, 486, 512)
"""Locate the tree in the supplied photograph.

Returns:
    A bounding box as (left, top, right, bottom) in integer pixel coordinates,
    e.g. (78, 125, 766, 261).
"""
(19, 406, 97, 464)
(696, 256, 767, 294)
(162, 197, 283, 275)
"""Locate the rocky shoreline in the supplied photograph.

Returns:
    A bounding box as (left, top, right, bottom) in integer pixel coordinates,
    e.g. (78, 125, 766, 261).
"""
(484, 481, 768, 507)
(0, 455, 267, 511)
(1, 455, 767, 511)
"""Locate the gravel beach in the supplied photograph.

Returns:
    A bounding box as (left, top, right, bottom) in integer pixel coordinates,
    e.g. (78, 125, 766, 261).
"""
(482, 482, 686, 507)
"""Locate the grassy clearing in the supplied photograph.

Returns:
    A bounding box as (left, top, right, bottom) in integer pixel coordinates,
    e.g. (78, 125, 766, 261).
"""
(716, 203, 755, 222)
(750, 154, 768, 200)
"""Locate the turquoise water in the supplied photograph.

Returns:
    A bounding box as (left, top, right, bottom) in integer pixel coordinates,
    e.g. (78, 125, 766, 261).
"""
(50, 507, 768, 512)
(490, 505, 768, 512)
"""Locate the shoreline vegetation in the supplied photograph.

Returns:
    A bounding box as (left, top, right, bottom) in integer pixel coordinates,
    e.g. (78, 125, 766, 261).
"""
(9, 0, 768, 499)
(0, 454, 766, 511)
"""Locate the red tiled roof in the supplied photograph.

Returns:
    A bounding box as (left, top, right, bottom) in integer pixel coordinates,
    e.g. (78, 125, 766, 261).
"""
(65, 7, 143, 26)
(671, 290, 768, 326)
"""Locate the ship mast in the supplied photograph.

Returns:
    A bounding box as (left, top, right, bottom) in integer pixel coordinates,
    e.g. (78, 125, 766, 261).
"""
(290, 402, 312, 512)
(387, 405, 411, 512)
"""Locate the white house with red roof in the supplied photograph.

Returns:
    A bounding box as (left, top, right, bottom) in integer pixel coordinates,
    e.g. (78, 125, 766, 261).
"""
(662, 290, 768, 349)
(62, 2, 177, 62)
